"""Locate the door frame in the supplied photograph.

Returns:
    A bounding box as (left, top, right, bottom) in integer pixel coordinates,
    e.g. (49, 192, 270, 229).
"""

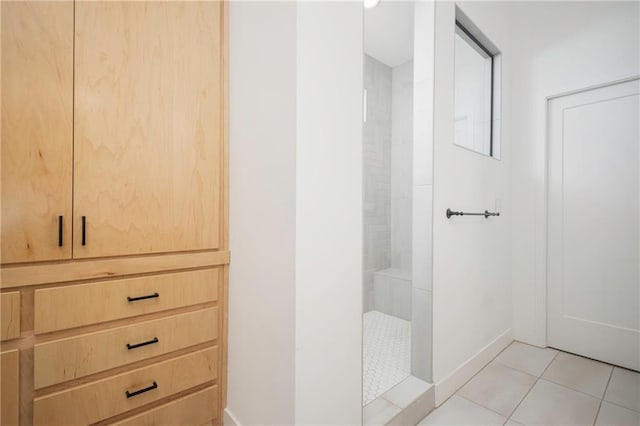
(541, 75, 640, 347)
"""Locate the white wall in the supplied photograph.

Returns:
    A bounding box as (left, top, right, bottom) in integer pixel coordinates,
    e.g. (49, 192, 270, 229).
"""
(227, 3, 297, 424)
(432, 1, 513, 403)
(509, 1, 640, 346)
(295, 3, 363, 423)
(228, 2, 363, 425)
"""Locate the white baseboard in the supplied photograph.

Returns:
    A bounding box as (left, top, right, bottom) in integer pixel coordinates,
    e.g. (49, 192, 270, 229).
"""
(223, 408, 241, 426)
(434, 328, 513, 406)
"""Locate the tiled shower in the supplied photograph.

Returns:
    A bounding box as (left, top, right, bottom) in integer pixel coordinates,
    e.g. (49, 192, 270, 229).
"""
(363, 53, 415, 404)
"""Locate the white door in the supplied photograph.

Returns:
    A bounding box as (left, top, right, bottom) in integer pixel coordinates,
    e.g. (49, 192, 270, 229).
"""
(548, 78, 640, 371)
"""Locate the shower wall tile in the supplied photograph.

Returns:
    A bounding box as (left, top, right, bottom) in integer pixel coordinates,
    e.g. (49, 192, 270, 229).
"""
(373, 273, 391, 314)
(412, 287, 432, 381)
(413, 1, 435, 187)
(391, 60, 414, 275)
(413, 185, 433, 291)
(373, 271, 412, 321)
(363, 54, 393, 312)
(391, 278, 412, 322)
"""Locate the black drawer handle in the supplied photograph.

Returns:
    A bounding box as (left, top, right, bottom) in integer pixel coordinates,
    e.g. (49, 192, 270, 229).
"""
(127, 292, 159, 303)
(81, 216, 86, 246)
(58, 216, 63, 247)
(125, 381, 158, 399)
(126, 337, 159, 350)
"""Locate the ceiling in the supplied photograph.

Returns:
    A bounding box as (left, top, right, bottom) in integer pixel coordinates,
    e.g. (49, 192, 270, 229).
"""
(364, 1, 414, 68)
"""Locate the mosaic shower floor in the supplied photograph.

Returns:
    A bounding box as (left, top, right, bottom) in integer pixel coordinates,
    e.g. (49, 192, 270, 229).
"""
(363, 311, 411, 405)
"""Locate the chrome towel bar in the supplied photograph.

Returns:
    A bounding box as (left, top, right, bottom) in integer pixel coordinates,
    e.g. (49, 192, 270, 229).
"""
(446, 208, 500, 219)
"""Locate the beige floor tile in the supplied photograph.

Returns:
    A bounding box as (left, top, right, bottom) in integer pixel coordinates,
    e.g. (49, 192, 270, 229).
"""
(382, 376, 431, 408)
(457, 362, 536, 417)
(504, 420, 524, 425)
(364, 397, 402, 426)
(542, 352, 613, 398)
(595, 402, 640, 426)
(389, 386, 435, 426)
(511, 379, 600, 426)
(494, 342, 558, 377)
(418, 395, 505, 426)
(604, 367, 640, 412)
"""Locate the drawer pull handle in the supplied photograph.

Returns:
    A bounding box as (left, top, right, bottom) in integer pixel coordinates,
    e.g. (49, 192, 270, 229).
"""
(125, 381, 158, 399)
(127, 292, 160, 302)
(81, 216, 86, 246)
(58, 216, 63, 247)
(126, 337, 159, 350)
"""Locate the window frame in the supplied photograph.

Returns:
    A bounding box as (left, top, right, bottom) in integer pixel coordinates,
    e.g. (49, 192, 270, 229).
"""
(454, 20, 496, 158)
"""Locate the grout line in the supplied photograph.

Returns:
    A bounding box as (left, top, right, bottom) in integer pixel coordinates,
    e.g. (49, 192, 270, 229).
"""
(427, 343, 639, 425)
(591, 367, 640, 420)
(454, 393, 510, 419)
(438, 341, 521, 422)
(602, 366, 614, 404)
(591, 368, 614, 426)
(602, 400, 640, 414)
(502, 349, 560, 423)
(541, 375, 612, 401)
(457, 339, 515, 392)
(427, 341, 519, 421)
(533, 349, 617, 401)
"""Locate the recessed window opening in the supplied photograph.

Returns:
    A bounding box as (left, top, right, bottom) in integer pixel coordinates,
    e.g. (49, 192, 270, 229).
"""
(454, 18, 501, 159)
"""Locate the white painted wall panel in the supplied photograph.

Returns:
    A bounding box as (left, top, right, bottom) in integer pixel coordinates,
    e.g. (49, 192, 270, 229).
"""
(228, 3, 297, 424)
(432, 0, 512, 401)
(295, 2, 363, 424)
(509, 1, 640, 346)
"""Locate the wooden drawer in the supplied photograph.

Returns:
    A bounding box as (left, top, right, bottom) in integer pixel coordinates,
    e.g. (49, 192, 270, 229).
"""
(1, 291, 20, 341)
(34, 307, 217, 389)
(113, 386, 218, 426)
(34, 269, 218, 333)
(34, 347, 217, 426)
(1, 349, 19, 426)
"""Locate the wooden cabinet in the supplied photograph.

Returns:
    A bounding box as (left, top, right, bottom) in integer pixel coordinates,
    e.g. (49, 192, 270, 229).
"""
(73, 1, 223, 258)
(1, 1, 227, 424)
(1, 1, 74, 264)
(2, 1, 224, 262)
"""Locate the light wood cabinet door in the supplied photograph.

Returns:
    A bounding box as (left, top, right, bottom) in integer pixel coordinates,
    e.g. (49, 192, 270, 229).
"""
(1, 349, 19, 426)
(1, 1, 74, 264)
(73, 1, 224, 258)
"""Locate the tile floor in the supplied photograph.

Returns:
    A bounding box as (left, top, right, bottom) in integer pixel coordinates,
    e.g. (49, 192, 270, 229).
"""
(364, 376, 434, 426)
(363, 311, 411, 405)
(418, 341, 640, 425)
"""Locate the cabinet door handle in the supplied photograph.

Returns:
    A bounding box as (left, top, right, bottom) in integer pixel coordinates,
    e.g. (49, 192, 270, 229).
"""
(127, 292, 159, 303)
(126, 337, 159, 350)
(81, 216, 86, 246)
(58, 216, 63, 247)
(125, 381, 158, 399)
